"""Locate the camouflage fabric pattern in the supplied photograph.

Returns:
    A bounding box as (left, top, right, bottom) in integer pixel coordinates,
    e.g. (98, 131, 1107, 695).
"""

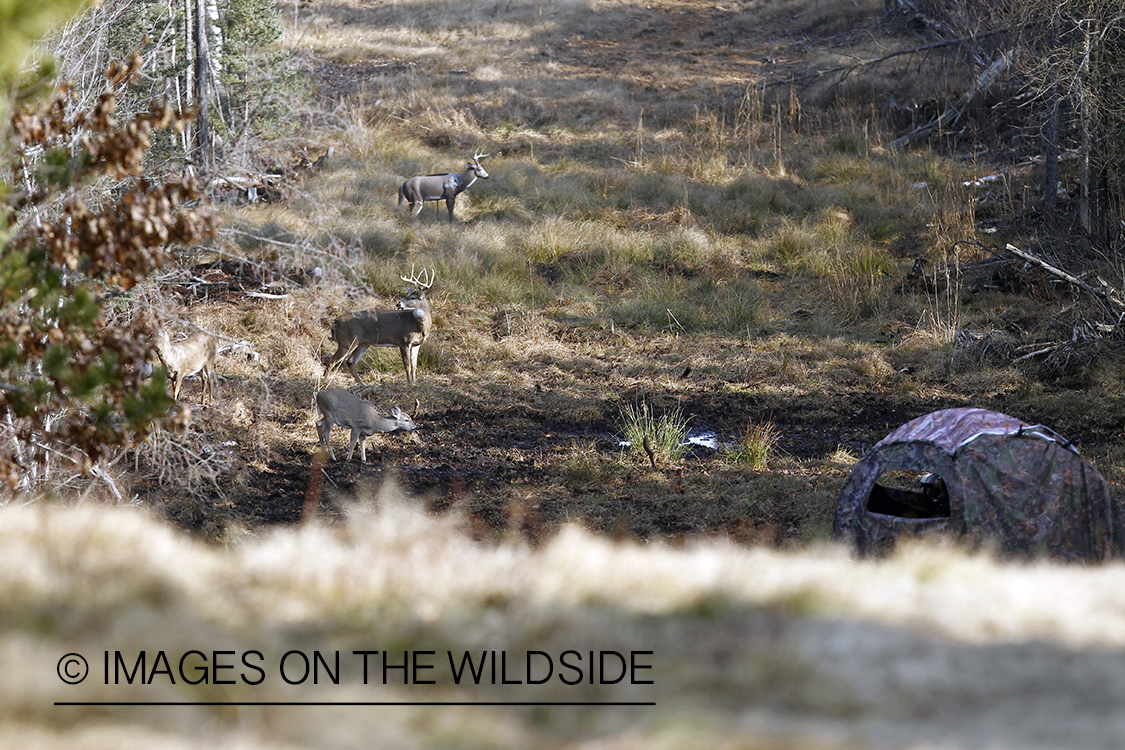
(875, 408, 1029, 453)
(834, 408, 1124, 561)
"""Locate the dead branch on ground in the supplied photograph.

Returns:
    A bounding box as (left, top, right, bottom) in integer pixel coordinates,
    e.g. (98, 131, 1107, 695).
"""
(1000, 243, 1125, 367)
(885, 49, 1016, 149)
(1003, 243, 1125, 313)
(756, 26, 1016, 93)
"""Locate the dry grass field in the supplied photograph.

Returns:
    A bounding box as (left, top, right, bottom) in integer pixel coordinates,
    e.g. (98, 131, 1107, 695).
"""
(5, 0, 1125, 747)
(114, 0, 1123, 543)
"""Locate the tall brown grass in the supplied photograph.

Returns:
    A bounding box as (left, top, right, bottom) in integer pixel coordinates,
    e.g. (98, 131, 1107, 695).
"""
(5, 497, 1125, 748)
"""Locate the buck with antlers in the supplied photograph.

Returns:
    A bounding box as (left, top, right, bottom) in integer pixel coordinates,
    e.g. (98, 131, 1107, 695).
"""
(324, 267, 434, 385)
(398, 151, 490, 223)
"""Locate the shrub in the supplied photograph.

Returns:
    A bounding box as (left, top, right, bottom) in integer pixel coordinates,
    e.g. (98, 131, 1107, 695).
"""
(0, 56, 218, 487)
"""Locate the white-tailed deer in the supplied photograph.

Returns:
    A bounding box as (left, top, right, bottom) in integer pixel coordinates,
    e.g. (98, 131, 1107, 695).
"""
(398, 151, 489, 223)
(315, 388, 417, 462)
(325, 267, 434, 385)
(154, 328, 218, 404)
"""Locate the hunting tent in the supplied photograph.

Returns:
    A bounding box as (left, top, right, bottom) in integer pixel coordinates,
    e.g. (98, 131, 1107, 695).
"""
(833, 408, 1124, 560)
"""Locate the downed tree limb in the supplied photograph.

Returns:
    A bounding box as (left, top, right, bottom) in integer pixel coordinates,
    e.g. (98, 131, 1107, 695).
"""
(1012, 344, 1061, 363)
(1003, 243, 1125, 311)
(995, 244, 1125, 366)
(217, 339, 261, 365)
(756, 26, 1016, 93)
(886, 49, 1015, 150)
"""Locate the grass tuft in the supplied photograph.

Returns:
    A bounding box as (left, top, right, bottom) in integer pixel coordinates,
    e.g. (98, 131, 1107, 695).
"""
(725, 419, 781, 471)
(619, 402, 689, 465)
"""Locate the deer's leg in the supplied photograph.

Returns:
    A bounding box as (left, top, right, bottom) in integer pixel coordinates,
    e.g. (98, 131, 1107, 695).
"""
(172, 371, 184, 401)
(347, 428, 362, 462)
(446, 196, 456, 223)
(411, 200, 424, 216)
(399, 344, 413, 383)
(325, 339, 353, 375)
(317, 418, 336, 461)
(347, 345, 370, 385)
(409, 343, 421, 383)
(200, 365, 214, 405)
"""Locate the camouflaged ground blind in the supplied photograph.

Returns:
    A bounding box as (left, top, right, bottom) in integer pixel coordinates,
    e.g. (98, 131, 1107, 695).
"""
(833, 408, 1124, 561)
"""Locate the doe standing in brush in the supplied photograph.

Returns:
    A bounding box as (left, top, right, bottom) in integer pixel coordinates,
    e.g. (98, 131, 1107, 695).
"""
(153, 328, 218, 405)
(398, 151, 489, 223)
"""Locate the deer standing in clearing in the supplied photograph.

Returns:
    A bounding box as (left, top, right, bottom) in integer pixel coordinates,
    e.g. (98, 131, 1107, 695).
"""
(154, 328, 218, 405)
(315, 388, 417, 462)
(324, 267, 434, 385)
(398, 151, 489, 223)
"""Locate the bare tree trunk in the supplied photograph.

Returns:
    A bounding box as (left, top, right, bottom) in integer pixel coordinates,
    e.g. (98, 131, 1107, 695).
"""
(1042, 14, 1059, 228)
(1077, 97, 1092, 249)
(184, 0, 193, 103)
(192, 0, 211, 176)
(1077, 17, 1093, 251)
(1074, 12, 1117, 251)
(169, 0, 187, 154)
(207, 0, 222, 74)
(1044, 100, 1059, 225)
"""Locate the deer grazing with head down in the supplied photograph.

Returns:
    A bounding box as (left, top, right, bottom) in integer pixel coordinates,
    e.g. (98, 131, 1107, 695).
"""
(398, 151, 489, 223)
(324, 267, 434, 385)
(315, 388, 417, 462)
(154, 328, 218, 405)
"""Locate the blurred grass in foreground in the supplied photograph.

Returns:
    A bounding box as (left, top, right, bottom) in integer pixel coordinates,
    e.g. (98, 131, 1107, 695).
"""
(3, 490, 1125, 749)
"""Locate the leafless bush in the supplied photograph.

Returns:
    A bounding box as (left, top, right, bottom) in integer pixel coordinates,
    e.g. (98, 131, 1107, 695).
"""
(135, 426, 235, 500)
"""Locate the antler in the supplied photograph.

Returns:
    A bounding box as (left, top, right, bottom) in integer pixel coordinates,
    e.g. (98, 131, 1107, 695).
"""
(472, 149, 490, 161)
(401, 264, 435, 289)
